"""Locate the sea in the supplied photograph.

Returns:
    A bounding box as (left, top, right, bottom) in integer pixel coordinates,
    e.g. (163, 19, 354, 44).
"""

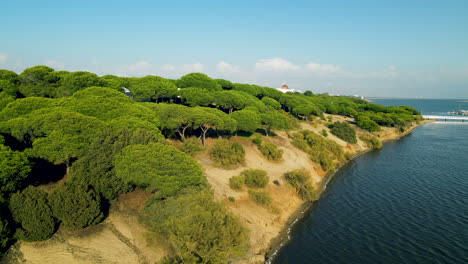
(272, 99, 468, 264)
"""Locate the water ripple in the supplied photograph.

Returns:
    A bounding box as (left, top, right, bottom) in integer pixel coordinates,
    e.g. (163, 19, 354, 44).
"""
(274, 123, 468, 264)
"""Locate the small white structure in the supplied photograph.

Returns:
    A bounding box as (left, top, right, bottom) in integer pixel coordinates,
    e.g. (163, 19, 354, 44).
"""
(277, 84, 296, 93)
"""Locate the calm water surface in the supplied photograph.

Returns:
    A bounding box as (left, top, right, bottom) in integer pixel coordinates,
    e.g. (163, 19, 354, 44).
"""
(273, 99, 468, 264)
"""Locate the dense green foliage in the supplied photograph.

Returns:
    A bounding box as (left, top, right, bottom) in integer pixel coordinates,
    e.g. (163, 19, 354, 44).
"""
(70, 128, 160, 200)
(258, 142, 283, 161)
(177, 73, 222, 91)
(209, 140, 245, 168)
(49, 183, 103, 229)
(142, 188, 249, 263)
(329, 121, 357, 144)
(248, 190, 272, 206)
(129, 75, 177, 102)
(231, 109, 261, 133)
(292, 130, 345, 172)
(9, 187, 56, 241)
(0, 145, 31, 199)
(0, 214, 9, 252)
(242, 169, 269, 188)
(114, 142, 204, 198)
(284, 169, 318, 201)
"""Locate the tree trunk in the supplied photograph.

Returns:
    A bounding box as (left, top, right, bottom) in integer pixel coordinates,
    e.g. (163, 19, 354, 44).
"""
(181, 126, 188, 140)
(201, 126, 209, 147)
(175, 127, 187, 142)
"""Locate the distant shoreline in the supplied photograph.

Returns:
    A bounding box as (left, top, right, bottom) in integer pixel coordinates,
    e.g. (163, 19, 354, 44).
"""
(264, 120, 430, 263)
(366, 97, 468, 100)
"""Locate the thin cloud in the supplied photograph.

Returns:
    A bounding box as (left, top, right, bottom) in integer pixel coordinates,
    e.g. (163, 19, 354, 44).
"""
(368, 65, 399, 79)
(160, 64, 176, 71)
(217, 61, 241, 73)
(0, 53, 8, 64)
(45, 60, 65, 70)
(305, 62, 343, 75)
(255, 58, 300, 72)
(180, 63, 205, 72)
(117, 60, 156, 76)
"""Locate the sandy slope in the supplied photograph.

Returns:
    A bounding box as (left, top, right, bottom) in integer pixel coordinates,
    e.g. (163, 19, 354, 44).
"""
(3, 191, 166, 264)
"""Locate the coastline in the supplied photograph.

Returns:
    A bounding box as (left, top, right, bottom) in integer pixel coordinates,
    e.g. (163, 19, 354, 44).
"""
(263, 119, 433, 263)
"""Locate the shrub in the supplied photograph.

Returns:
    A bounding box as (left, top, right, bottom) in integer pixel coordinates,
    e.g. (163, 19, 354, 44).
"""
(179, 137, 204, 156)
(329, 121, 357, 144)
(284, 170, 318, 201)
(9, 186, 56, 242)
(242, 169, 269, 188)
(248, 190, 272, 206)
(321, 129, 328, 137)
(252, 136, 262, 146)
(142, 188, 248, 263)
(327, 116, 333, 122)
(259, 142, 283, 161)
(228, 197, 235, 202)
(291, 130, 344, 172)
(359, 134, 383, 149)
(49, 183, 103, 229)
(273, 180, 280, 186)
(209, 140, 245, 168)
(356, 116, 381, 132)
(344, 152, 354, 160)
(229, 175, 245, 191)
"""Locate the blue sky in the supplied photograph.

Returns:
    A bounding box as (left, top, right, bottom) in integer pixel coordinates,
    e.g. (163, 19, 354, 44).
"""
(1, 0, 467, 98)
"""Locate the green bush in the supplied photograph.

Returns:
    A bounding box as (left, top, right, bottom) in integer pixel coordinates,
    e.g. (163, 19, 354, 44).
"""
(209, 139, 245, 168)
(49, 183, 103, 229)
(291, 130, 344, 172)
(329, 121, 357, 144)
(356, 117, 381, 132)
(242, 169, 269, 188)
(252, 136, 262, 146)
(359, 134, 383, 149)
(142, 188, 248, 263)
(179, 137, 204, 156)
(229, 175, 245, 191)
(9, 186, 56, 242)
(273, 180, 280, 185)
(321, 129, 328, 137)
(259, 142, 283, 161)
(228, 197, 235, 202)
(248, 190, 272, 206)
(284, 170, 318, 201)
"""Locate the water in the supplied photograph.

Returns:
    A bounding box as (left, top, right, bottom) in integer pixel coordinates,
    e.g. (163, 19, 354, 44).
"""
(273, 99, 468, 264)
(369, 98, 468, 116)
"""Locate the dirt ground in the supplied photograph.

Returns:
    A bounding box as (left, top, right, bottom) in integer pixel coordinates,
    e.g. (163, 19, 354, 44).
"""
(3, 191, 167, 264)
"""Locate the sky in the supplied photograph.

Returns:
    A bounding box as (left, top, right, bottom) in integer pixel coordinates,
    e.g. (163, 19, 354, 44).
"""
(1, 0, 467, 98)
